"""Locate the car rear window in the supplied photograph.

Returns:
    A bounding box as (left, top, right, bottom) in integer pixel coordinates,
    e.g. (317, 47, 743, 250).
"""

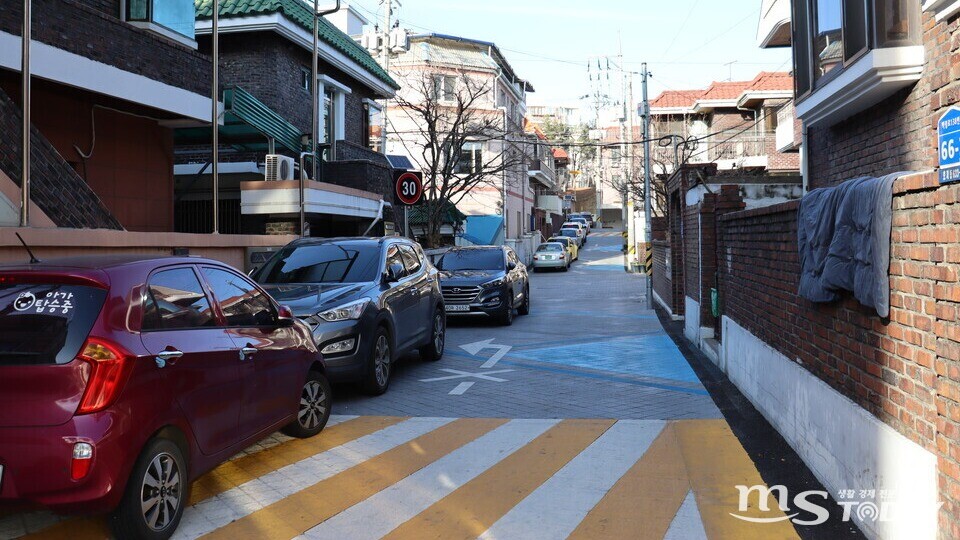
(560, 229, 578, 237)
(0, 283, 107, 366)
(537, 244, 563, 252)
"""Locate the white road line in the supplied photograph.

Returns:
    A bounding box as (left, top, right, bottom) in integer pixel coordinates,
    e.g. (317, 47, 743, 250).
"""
(297, 419, 560, 540)
(478, 419, 666, 540)
(171, 417, 454, 540)
(664, 491, 708, 540)
(449, 381, 474, 395)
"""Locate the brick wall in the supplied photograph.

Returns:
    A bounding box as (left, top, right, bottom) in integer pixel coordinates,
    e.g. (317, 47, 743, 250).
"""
(717, 173, 960, 536)
(0, 87, 121, 230)
(0, 0, 210, 96)
(208, 32, 380, 146)
(683, 202, 701, 303)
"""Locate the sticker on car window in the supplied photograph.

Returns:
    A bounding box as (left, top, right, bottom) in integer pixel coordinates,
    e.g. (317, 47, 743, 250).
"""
(13, 291, 76, 315)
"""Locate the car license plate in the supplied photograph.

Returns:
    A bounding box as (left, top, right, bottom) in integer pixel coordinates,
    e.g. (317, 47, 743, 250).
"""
(445, 304, 470, 312)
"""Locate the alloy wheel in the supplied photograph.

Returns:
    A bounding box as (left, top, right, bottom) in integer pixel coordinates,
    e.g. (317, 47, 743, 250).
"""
(140, 452, 182, 532)
(433, 313, 445, 354)
(298, 380, 328, 430)
(374, 334, 390, 387)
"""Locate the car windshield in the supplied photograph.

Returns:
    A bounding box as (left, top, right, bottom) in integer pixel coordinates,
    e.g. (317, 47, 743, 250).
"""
(254, 243, 380, 284)
(438, 249, 504, 271)
(0, 283, 107, 366)
(537, 244, 563, 252)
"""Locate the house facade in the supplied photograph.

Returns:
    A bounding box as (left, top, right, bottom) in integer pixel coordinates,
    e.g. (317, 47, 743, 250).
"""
(176, 0, 400, 238)
(651, 1, 960, 538)
(386, 33, 538, 242)
(0, 0, 293, 268)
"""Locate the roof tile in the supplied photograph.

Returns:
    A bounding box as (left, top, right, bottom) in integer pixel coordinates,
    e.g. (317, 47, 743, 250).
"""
(195, 0, 399, 89)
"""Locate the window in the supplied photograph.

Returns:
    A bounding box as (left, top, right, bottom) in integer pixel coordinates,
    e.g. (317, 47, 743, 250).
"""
(126, 0, 196, 41)
(143, 268, 215, 330)
(202, 268, 278, 327)
(253, 243, 381, 284)
(323, 88, 335, 146)
(793, 0, 921, 98)
(0, 284, 107, 365)
(611, 147, 622, 168)
(455, 142, 483, 175)
(301, 68, 311, 93)
(364, 101, 383, 152)
(384, 245, 408, 278)
(398, 245, 423, 275)
(432, 75, 457, 102)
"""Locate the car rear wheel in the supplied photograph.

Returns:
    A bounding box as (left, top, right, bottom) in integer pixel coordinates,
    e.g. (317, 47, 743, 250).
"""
(419, 310, 445, 361)
(362, 328, 392, 395)
(282, 371, 331, 438)
(111, 438, 187, 540)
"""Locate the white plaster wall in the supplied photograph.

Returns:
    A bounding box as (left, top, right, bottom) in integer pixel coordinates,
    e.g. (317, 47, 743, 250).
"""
(684, 296, 700, 345)
(721, 316, 939, 540)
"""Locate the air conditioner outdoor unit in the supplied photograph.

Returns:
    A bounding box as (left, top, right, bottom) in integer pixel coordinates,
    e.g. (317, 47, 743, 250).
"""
(265, 154, 296, 181)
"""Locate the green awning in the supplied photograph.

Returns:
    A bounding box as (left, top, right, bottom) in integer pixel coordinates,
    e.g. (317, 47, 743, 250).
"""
(174, 86, 302, 153)
(409, 201, 467, 226)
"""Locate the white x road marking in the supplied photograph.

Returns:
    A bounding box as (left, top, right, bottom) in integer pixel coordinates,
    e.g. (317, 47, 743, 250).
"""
(459, 338, 513, 368)
(420, 368, 514, 383)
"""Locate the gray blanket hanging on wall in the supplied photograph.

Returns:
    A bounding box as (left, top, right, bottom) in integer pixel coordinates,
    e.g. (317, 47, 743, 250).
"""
(797, 172, 908, 318)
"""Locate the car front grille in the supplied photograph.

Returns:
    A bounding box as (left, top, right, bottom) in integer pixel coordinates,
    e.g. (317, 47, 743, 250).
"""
(442, 285, 482, 304)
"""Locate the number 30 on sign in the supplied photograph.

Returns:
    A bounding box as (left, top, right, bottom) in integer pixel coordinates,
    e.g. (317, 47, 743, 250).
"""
(394, 171, 424, 206)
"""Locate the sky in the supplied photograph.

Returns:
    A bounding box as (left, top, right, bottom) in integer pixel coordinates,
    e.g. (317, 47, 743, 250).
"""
(343, 0, 791, 114)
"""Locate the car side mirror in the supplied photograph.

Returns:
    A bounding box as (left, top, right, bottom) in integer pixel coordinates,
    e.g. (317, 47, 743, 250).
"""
(385, 263, 405, 283)
(507, 262, 517, 271)
(277, 305, 295, 327)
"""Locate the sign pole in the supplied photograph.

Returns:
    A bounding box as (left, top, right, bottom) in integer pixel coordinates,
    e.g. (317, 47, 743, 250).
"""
(404, 206, 410, 238)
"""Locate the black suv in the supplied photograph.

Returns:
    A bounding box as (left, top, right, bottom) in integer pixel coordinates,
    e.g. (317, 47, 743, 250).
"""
(253, 237, 445, 395)
(436, 246, 530, 325)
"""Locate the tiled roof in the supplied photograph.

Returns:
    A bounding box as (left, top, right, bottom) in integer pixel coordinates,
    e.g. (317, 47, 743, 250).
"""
(195, 0, 399, 89)
(650, 90, 704, 109)
(698, 81, 752, 101)
(744, 71, 793, 91)
(552, 148, 569, 159)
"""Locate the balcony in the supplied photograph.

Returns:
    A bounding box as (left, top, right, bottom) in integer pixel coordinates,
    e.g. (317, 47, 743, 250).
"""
(528, 158, 557, 190)
(535, 194, 563, 214)
(776, 102, 800, 152)
(708, 132, 774, 170)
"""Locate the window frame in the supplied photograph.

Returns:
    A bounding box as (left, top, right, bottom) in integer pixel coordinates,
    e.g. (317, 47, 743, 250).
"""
(455, 141, 483, 175)
(140, 265, 219, 333)
(200, 266, 281, 329)
(397, 244, 423, 275)
(122, 0, 198, 48)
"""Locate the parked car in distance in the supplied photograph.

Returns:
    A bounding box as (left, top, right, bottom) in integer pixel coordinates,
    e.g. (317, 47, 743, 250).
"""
(568, 215, 591, 233)
(548, 236, 579, 261)
(436, 246, 530, 325)
(253, 237, 445, 396)
(572, 213, 594, 227)
(0, 255, 330, 539)
(532, 242, 570, 272)
(559, 227, 584, 247)
(561, 223, 586, 246)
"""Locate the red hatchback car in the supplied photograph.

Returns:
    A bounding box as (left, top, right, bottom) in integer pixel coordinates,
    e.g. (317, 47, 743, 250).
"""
(0, 255, 331, 539)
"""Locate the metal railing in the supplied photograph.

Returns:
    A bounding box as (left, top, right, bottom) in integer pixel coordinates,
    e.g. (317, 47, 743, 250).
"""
(708, 132, 774, 161)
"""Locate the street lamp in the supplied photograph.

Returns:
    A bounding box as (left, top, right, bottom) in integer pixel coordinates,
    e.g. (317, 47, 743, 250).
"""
(211, 0, 219, 233)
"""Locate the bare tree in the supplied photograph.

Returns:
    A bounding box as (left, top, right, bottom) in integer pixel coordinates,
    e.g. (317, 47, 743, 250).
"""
(392, 70, 527, 247)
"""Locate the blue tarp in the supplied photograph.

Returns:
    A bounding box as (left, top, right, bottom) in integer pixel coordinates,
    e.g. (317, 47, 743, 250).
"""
(460, 215, 505, 246)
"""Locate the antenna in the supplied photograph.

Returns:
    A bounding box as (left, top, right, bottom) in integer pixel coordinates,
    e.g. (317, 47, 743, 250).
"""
(15, 233, 40, 264)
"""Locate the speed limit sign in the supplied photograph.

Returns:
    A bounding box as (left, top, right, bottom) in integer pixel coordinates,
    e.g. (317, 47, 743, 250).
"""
(394, 171, 423, 205)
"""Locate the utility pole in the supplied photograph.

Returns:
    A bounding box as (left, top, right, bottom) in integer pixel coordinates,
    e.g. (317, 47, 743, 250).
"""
(20, 0, 30, 227)
(379, 0, 407, 237)
(641, 62, 653, 307)
(211, 0, 219, 234)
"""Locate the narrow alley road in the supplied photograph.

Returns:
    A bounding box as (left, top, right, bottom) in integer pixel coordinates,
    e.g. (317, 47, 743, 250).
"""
(4, 231, 846, 540)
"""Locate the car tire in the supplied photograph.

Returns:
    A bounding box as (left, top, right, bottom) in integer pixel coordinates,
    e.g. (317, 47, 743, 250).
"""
(499, 298, 514, 326)
(562, 264, 569, 272)
(282, 371, 331, 438)
(419, 309, 445, 362)
(517, 286, 530, 316)
(362, 327, 392, 395)
(110, 438, 187, 540)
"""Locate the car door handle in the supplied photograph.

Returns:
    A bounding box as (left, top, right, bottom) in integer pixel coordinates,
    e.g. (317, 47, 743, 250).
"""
(155, 349, 183, 369)
(240, 346, 258, 361)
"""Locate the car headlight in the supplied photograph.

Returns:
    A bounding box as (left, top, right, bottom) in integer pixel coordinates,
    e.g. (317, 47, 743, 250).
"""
(317, 299, 369, 322)
(481, 276, 506, 288)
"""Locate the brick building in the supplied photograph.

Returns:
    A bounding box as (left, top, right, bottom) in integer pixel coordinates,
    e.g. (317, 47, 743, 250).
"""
(176, 0, 401, 237)
(652, 1, 960, 538)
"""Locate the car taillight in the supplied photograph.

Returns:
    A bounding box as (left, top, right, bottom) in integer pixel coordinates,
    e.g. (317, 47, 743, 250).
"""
(76, 339, 133, 415)
(533, 255, 539, 260)
(559, 253, 565, 259)
(71, 442, 93, 480)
